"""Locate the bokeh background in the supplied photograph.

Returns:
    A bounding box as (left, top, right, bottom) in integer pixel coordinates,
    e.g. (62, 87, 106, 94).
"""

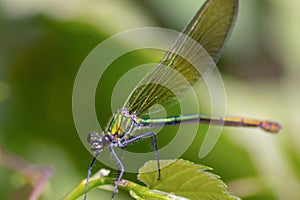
(0, 0, 299, 199)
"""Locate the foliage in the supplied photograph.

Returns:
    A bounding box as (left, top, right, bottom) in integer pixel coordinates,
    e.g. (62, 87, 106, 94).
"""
(64, 159, 239, 200)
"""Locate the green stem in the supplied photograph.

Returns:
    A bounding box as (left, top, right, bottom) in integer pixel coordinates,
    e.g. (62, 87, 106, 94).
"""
(62, 176, 182, 200)
(62, 177, 115, 200)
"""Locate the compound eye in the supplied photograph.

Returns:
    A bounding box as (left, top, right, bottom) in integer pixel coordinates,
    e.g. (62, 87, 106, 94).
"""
(87, 132, 101, 144)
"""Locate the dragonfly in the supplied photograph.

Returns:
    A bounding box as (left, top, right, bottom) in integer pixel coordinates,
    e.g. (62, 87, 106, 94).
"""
(84, 0, 281, 199)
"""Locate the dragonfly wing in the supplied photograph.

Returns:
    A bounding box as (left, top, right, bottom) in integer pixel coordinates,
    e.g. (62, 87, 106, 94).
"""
(124, 0, 239, 115)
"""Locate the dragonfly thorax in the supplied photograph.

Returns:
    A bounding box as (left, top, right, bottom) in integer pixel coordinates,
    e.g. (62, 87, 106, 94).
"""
(107, 109, 139, 139)
(87, 110, 140, 154)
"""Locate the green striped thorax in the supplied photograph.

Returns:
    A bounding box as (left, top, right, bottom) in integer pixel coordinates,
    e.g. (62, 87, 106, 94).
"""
(87, 109, 140, 154)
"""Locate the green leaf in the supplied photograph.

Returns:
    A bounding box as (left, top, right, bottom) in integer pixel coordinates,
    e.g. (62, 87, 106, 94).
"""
(62, 168, 186, 200)
(63, 160, 240, 200)
(137, 159, 240, 200)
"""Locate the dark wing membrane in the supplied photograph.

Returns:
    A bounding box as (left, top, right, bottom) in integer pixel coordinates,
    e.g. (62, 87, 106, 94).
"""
(123, 0, 239, 115)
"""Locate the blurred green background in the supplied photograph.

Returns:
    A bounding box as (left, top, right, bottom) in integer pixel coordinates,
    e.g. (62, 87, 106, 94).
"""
(0, 0, 299, 199)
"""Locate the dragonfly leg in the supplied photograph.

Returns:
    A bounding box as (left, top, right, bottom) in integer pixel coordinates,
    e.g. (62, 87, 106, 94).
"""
(109, 145, 124, 200)
(83, 153, 99, 200)
(120, 132, 161, 180)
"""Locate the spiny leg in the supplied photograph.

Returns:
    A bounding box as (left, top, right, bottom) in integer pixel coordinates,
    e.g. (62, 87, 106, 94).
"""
(151, 133, 161, 180)
(120, 132, 161, 180)
(109, 145, 124, 200)
(83, 153, 99, 200)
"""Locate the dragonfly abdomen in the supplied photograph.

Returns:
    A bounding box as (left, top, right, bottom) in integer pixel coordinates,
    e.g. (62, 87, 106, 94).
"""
(140, 114, 201, 127)
(140, 114, 281, 133)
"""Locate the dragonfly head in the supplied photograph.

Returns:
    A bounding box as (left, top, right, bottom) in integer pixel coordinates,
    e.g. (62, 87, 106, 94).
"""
(87, 132, 111, 154)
